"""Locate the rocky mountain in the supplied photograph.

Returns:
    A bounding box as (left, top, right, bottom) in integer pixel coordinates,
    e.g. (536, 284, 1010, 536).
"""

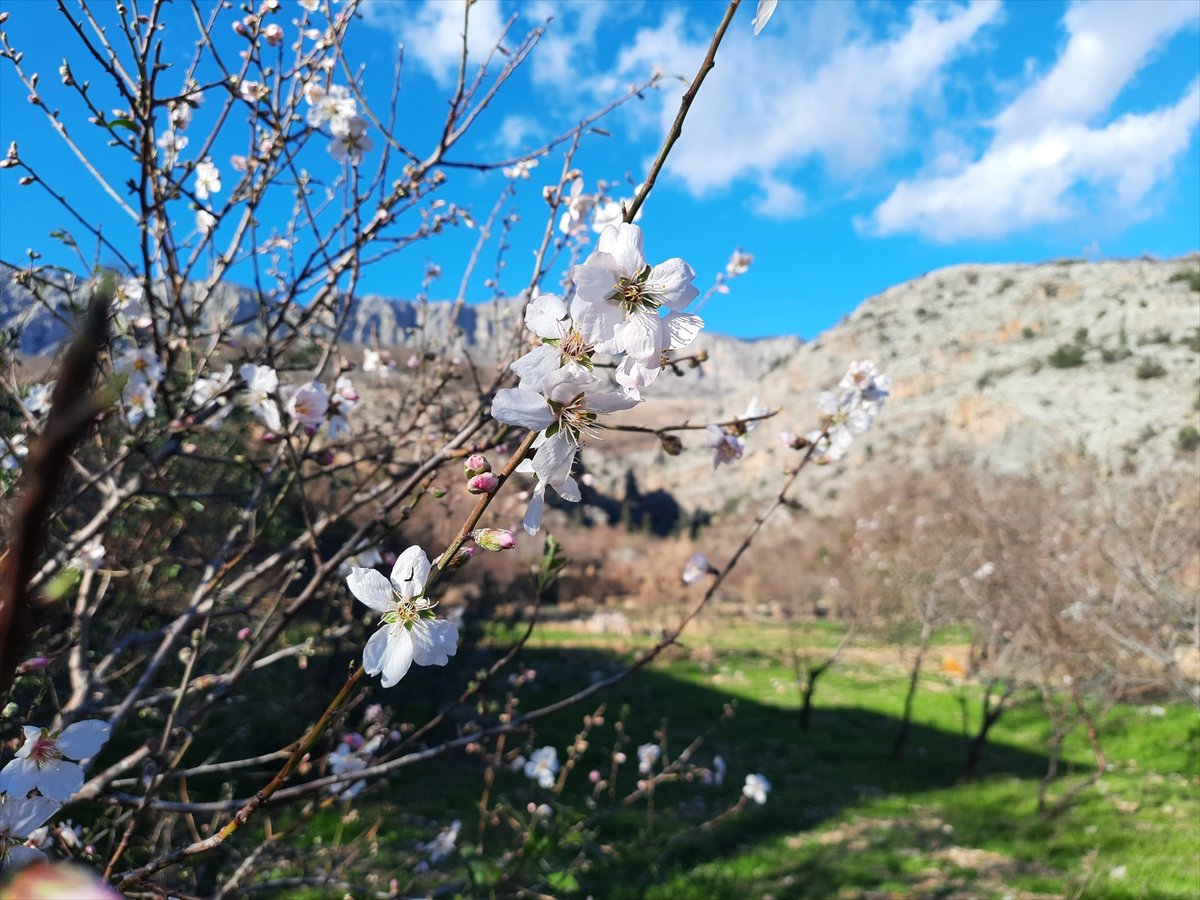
(579, 256, 1200, 520)
(5, 257, 1199, 521)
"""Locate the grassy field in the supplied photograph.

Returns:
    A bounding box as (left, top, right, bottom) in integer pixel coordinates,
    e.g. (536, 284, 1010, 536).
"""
(245, 619, 1197, 899)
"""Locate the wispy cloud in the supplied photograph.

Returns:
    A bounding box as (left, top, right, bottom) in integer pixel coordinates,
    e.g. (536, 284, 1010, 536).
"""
(867, 1, 1200, 241)
(603, 1, 1001, 211)
(359, 0, 507, 88)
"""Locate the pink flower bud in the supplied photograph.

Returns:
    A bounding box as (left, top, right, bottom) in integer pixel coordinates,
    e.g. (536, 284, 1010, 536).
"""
(472, 528, 516, 552)
(467, 472, 500, 495)
(303, 424, 319, 437)
(342, 732, 365, 750)
(588, 769, 601, 783)
(233, 20, 251, 37)
(315, 449, 335, 466)
(465, 454, 491, 477)
(237, 628, 251, 641)
(17, 656, 50, 674)
(262, 431, 280, 444)
(262, 23, 284, 46)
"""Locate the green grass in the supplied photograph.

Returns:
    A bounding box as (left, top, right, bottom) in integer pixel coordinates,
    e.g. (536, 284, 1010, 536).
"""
(213, 624, 1197, 899)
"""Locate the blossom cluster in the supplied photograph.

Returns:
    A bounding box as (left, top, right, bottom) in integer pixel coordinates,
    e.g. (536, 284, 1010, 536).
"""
(781, 361, 892, 464)
(203, 363, 360, 439)
(0, 719, 110, 871)
(491, 222, 702, 533)
(304, 82, 373, 166)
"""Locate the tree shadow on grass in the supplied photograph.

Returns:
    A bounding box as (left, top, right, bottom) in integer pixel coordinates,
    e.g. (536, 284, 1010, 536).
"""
(469, 644, 1062, 900)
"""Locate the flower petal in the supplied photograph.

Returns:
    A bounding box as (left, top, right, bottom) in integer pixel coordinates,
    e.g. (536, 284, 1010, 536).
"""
(0, 795, 61, 837)
(347, 567, 394, 612)
(362, 625, 390, 676)
(522, 486, 546, 535)
(596, 223, 645, 274)
(411, 619, 459, 666)
(0, 758, 39, 799)
(647, 258, 699, 310)
(380, 628, 415, 688)
(56, 720, 111, 760)
(525, 293, 569, 338)
(390, 546, 431, 600)
(490, 388, 557, 432)
(32, 759, 84, 802)
(531, 434, 577, 490)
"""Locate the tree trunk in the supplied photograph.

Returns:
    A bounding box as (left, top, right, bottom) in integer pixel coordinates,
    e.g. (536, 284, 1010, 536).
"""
(891, 621, 932, 762)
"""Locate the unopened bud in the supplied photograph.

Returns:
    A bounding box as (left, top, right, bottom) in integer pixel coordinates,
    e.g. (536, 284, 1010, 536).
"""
(472, 528, 516, 552)
(467, 472, 499, 494)
(16, 656, 50, 674)
(659, 434, 682, 456)
(232, 20, 251, 37)
(315, 449, 335, 466)
(261, 431, 280, 444)
(237, 627, 251, 641)
(464, 454, 491, 477)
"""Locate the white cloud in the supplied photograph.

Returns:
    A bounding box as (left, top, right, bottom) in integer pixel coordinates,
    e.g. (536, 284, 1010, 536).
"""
(495, 114, 543, 154)
(868, 2, 1200, 241)
(524, 0, 625, 89)
(752, 176, 806, 220)
(606, 1, 1000, 200)
(360, 0, 507, 88)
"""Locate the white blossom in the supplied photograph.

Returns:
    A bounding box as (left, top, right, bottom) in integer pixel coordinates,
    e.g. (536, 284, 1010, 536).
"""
(502, 158, 538, 179)
(305, 84, 357, 130)
(22, 382, 53, 417)
(0, 794, 60, 871)
(419, 819, 461, 862)
(725, 248, 753, 278)
(196, 208, 217, 234)
(0, 720, 111, 802)
(123, 379, 157, 426)
(636, 742, 660, 776)
(346, 546, 459, 688)
(742, 772, 771, 805)
(682, 552, 710, 585)
(523, 746, 559, 789)
(194, 158, 221, 200)
(569, 223, 700, 368)
(285, 380, 330, 427)
(71, 539, 105, 572)
(707, 425, 744, 469)
(115, 348, 163, 386)
(190, 364, 235, 430)
(329, 115, 373, 166)
(239, 364, 281, 431)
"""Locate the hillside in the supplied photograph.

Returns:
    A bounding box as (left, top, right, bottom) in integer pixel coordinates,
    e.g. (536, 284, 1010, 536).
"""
(574, 256, 1200, 524)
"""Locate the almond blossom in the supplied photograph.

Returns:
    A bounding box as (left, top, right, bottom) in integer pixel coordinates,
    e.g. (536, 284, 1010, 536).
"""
(346, 546, 459, 688)
(285, 380, 330, 427)
(707, 425, 744, 469)
(743, 772, 771, 804)
(193, 159, 221, 200)
(189, 364, 235, 429)
(239, 364, 281, 430)
(0, 794, 60, 871)
(122, 379, 157, 426)
(493, 367, 637, 533)
(637, 742, 660, 775)
(115, 348, 163, 386)
(570, 223, 700, 369)
(523, 746, 559, 789)
(0, 719, 111, 802)
(510, 292, 594, 391)
(329, 115, 373, 166)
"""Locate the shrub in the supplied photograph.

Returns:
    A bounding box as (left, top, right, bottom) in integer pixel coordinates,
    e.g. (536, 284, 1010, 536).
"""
(1178, 426, 1200, 452)
(1136, 357, 1167, 379)
(1167, 269, 1200, 292)
(1048, 344, 1086, 368)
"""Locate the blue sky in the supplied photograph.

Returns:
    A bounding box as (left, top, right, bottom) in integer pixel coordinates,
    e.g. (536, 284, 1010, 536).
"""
(0, 0, 1197, 340)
